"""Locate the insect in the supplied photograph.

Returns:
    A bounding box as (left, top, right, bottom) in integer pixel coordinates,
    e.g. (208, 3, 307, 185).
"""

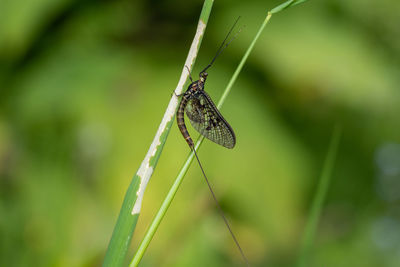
(175, 18, 249, 266)
(176, 19, 240, 150)
(176, 71, 236, 149)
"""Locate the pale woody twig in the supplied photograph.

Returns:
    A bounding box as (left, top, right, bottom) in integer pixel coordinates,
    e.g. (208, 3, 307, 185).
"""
(132, 20, 207, 215)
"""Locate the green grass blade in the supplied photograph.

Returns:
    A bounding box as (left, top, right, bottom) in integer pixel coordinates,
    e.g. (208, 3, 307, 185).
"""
(271, 0, 309, 14)
(102, 0, 214, 266)
(297, 125, 342, 267)
(218, 12, 271, 108)
(130, 10, 274, 267)
(130, 1, 311, 265)
(129, 138, 203, 267)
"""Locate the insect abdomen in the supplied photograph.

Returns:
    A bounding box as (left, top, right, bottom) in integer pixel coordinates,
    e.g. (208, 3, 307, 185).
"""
(177, 94, 194, 148)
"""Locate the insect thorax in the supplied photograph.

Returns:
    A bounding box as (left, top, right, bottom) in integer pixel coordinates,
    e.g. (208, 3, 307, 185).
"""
(185, 80, 202, 95)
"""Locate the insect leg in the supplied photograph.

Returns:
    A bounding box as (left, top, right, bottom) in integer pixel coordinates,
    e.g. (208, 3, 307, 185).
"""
(172, 91, 182, 97)
(172, 65, 192, 97)
(185, 65, 193, 82)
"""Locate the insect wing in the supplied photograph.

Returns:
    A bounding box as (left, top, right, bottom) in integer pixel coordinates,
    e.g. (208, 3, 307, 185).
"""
(185, 91, 236, 149)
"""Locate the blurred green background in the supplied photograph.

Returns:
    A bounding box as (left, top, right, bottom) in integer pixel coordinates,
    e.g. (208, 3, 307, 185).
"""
(1, 0, 400, 266)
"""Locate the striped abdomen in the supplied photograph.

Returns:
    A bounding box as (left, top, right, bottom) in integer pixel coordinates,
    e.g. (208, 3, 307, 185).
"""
(177, 93, 194, 148)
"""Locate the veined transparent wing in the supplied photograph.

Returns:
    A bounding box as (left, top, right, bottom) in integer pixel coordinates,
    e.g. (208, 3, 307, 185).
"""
(185, 91, 236, 149)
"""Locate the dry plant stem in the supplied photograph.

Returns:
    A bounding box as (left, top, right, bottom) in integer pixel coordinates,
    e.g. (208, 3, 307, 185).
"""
(130, 11, 207, 217)
(102, 0, 214, 266)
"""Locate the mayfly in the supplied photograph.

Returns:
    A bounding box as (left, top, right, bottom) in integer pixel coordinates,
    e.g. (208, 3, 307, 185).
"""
(176, 17, 249, 266)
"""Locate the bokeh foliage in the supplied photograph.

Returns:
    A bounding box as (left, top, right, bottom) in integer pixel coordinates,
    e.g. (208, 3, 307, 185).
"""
(1, 0, 399, 266)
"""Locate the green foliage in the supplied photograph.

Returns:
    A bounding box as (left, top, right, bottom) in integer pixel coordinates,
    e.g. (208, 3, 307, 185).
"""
(297, 125, 341, 267)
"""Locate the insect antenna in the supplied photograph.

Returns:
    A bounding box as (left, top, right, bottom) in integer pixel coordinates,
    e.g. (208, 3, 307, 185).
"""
(201, 16, 243, 73)
(191, 147, 250, 266)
